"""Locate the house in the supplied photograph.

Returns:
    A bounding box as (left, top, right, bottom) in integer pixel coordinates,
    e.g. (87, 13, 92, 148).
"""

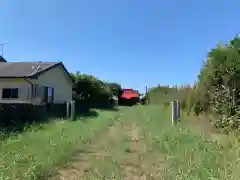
(0, 57, 73, 104)
(0, 56, 7, 62)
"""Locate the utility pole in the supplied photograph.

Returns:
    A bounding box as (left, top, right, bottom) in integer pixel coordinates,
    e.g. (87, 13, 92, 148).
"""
(0, 43, 8, 56)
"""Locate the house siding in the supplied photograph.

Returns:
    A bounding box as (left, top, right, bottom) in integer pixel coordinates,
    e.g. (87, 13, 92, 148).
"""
(0, 78, 30, 102)
(30, 65, 72, 104)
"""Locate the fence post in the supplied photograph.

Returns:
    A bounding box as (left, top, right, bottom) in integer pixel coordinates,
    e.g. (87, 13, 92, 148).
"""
(172, 100, 177, 125)
(70, 100, 76, 121)
(66, 100, 71, 119)
(176, 100, 180, 122)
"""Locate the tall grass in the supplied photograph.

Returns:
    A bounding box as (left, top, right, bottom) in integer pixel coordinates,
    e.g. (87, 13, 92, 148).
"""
(136, 105, 240, 180)
(0, 109, 119, 180)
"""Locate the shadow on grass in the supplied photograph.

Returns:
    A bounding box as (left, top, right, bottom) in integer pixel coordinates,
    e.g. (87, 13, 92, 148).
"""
(0, 118, 51, 140)
(76, 109, 99, 119)
(118, 102, 139, 107)
(0, 109, 100, 140)
(0, 104, 119, 140)
(119, 104, 134, 107)
(87, 103, 120, 111)
(96, 106, 119, 111)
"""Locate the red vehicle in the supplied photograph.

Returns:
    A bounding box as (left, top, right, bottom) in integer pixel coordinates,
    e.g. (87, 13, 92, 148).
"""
(119, 88, 139, 105)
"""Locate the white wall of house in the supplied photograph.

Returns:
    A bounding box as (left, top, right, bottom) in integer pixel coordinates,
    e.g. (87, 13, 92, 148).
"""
(30, 65, 72, 104)
(0, 79, 31, 102)
(0, 65, 72, 104)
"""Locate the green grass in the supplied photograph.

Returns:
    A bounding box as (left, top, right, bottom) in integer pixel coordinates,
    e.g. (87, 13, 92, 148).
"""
(136, 105, 240, 180)
(2, 105, 240, 179)
(0, 109, 120, 180)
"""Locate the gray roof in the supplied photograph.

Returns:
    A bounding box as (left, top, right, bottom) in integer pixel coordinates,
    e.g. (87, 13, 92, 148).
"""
(0, 56, 7, 62)
(0, 61, 60, 78)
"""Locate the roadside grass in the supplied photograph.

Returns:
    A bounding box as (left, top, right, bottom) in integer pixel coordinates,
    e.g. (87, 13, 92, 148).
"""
(137, 105, 240, 180)
(79, 121, 127, 179)
(4, 104, 240, 180)
(0, 109, 120, 180)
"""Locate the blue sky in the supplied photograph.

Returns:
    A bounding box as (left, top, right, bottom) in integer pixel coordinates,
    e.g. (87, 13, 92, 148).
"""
(0, 0, 239, 93)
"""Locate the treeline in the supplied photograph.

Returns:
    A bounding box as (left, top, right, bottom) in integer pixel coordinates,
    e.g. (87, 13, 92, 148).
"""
(71, 71, 122, 108)
(147, 85, 187, 104)
(149, 34, 240, 132)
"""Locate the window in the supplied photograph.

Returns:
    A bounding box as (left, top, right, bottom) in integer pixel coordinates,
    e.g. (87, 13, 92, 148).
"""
(43, 86, 54, 103)
(2, 88, 19, 99)
(47, 87, 54, 103)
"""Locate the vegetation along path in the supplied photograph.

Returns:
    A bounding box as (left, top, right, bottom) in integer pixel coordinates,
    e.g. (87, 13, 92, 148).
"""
(50, 106, 164, 180)
(2, 105, 240, 179)
(49, 105, 240, 180)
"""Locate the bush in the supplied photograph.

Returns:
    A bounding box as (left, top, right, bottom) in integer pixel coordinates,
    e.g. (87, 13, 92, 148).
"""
(148, 34, 240, 131)
(71, 72, 122, 109)
(182, 34, 240, 131)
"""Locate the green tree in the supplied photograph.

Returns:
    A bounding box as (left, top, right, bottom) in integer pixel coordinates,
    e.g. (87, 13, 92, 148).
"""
(190, 34, 240, 130)
(107, 83, 122, 97)
(71, 72, 122, 108)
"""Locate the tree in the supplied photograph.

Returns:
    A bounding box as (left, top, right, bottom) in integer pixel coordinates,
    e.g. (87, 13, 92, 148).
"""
(189, 34, 240, 130)
(107, 83, 122, 97)
(71, 72, 122, 108)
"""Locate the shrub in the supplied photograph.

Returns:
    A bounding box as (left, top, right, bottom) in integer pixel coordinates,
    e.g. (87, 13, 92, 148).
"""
(183, 34, 240, 131)
(71, 72, 122, 108)
(148, 34, 240, 131)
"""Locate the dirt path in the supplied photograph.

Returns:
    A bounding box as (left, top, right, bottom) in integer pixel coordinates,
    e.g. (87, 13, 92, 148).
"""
(118, 107, 167, 180)
(49, 109, 165, 180)
(120, 122, 165, 180)
(49, 116, 125, 180)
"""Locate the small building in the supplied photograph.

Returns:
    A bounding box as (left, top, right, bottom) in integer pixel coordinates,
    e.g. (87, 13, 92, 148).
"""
(119, 88, 140, 105)
(0, 58, 73, 104)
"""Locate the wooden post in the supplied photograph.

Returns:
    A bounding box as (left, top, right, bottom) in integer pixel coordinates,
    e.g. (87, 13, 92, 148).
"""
(176, 100, 180, 121)
(66, 100, 71, 119)
(172, 101, 177, 125)
(70, 100, 76, 121)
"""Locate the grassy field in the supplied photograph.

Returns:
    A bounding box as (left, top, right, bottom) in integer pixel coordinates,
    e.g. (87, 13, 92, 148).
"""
(138, 105, 240, 180)
(1, 105, 240, 179)
(0, 109, 121, 180)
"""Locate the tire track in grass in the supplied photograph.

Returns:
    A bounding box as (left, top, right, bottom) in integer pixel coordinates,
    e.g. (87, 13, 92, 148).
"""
(49, 112, 127, 180)
(120, 107, 166, 180)
(49, 106, 167, 180)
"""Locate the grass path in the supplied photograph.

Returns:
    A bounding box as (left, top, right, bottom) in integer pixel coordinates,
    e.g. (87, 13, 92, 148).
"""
(119, 108, 164, 179)
(49, 105, 240, 179)
(139, 105, 240, 180)
(49, 107, 166, 180)
(3, 105, 240, 179)
(0, 109, 122, 180)
(50, 113, 126, 179)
